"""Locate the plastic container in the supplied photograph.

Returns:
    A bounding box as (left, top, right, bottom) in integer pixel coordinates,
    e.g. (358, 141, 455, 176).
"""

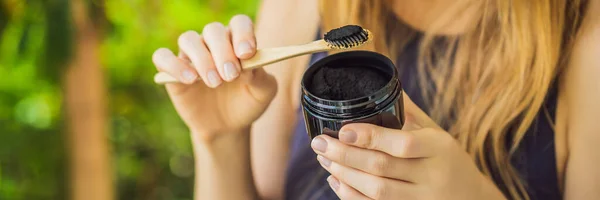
(301, 51, 405, 139)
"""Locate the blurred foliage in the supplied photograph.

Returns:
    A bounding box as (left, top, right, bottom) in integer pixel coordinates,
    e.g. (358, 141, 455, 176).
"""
(0, 0, 259, 199)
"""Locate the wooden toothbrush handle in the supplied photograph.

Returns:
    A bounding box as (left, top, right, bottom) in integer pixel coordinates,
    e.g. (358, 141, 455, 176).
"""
(153, 40, 328, 85)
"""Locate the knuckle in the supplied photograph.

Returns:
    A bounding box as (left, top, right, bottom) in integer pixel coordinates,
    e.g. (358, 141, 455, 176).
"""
(369, 154, 390, 175)
(330, 163, 344, 178)
(203, 22, 226, 34)
(178, 30, 200, 46)
(365, 127, 381, 149)
(398, 133, 415, 157)
(152, 48, 171, 64)
(198, 56, 215, 69)
(230, 14, 252, 25)
(335, 146, 350, 164)
(373, 180, 389, 200)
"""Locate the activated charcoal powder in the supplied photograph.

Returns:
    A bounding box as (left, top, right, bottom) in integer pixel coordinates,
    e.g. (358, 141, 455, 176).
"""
(308, 65, 389, 100)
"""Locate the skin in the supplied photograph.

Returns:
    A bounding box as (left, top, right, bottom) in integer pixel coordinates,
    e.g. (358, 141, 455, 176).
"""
(151, 0, 600, 199)
(312, 94, 504, 200)
(563, 0, 600, 198)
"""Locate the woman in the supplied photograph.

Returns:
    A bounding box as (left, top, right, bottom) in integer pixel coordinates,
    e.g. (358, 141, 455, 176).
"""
(151, 0, 600, 199)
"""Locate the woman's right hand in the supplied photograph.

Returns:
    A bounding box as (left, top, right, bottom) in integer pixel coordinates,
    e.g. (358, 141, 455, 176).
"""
(152, 15, 277, 141)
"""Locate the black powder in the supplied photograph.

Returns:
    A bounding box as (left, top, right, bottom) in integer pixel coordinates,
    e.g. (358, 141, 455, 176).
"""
(324, 25, 365, 47)
(308, 65, 389, 100)
(324, 25, 362, 41)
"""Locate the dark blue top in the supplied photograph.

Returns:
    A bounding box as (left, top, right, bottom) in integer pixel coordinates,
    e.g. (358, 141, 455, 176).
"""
(285, 34, 560, 200)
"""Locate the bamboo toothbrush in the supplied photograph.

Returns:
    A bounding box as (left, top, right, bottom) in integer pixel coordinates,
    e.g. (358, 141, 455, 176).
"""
(154, 25, 372, 84)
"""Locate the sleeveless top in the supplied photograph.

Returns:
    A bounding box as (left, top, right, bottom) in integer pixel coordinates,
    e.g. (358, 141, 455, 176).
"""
(284, 32, 561, 200)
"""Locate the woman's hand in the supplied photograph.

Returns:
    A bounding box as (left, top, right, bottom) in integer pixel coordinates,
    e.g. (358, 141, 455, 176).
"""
(311, 95, 506, 200)
(152, 15, 277, 140)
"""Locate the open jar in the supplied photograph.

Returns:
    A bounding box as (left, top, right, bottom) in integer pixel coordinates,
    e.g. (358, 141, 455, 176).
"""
(301, 51, 405, 139)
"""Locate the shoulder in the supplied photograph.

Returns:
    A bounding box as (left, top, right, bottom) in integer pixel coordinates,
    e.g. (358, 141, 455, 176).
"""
(255, 0, 320, 51)
(562, 0, 600, 146)
(558, 0, 600, 121)
(560, 1, 600, 198)
(563, 1, 600, 106)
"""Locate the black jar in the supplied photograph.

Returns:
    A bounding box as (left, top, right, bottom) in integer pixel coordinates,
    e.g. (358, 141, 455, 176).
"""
(301, 51, 405, 139)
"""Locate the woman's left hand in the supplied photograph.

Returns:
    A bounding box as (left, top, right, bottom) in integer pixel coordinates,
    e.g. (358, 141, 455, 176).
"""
(311, 95, 506, 200)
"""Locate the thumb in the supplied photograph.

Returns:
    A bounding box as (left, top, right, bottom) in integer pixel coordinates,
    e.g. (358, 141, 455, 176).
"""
(401, 92, 442, 131)
(239, 68, 278, 103)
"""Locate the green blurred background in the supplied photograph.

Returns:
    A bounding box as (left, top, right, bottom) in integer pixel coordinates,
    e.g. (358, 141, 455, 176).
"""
(0, 0, 259, 199)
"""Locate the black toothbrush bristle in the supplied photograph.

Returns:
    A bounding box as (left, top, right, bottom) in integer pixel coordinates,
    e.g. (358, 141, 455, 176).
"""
(324, 25, 371, 49)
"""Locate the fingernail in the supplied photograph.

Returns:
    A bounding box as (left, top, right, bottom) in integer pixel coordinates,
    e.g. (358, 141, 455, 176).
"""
(237, 41, 253, 57)
(223, 62, 239, 81)
(182, 69, 198, 83)
(317, 155, 331, 167)
(207, 70, 222, 87)
(311, 137, 327, 153)
(339, 130, 357, 144)
(327, 176, 340, 191)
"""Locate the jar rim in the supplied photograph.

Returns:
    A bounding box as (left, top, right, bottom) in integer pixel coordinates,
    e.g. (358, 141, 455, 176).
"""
(300, 51, 399, 103)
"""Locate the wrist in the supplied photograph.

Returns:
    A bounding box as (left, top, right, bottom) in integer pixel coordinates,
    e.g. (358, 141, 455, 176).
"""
(190, 126, 251, 145)
(191, 126, 252, 165)
(190, 126, 257, 199)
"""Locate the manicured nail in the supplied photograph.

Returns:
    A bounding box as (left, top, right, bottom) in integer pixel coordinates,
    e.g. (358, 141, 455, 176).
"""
(182, 69, 198, 83)
(339, 130, 357, 144)
(237, 41, 253, 57)
(311, 137, 327, 153)
(207, 70, 222, 87)
(317, 155, 331, 167)
(223, 62, 239, 81)
(327, 176, 340, 191)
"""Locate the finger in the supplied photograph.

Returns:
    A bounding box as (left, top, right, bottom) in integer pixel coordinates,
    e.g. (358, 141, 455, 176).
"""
(317, 157, 416, 200)
(338, 123, 437, 158)
(152, 48, 198, 84)
(327, 176, 372, 200)
(177, 31, 222, 88)
(203, 22, 241, 82)
(229, 14, 256, 59)
(401, 91, 442, 131)
(313, 135, 421, 181)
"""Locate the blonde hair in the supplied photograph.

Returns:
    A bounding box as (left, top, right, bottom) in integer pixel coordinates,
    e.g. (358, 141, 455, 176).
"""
(319, 0, 586, 199)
